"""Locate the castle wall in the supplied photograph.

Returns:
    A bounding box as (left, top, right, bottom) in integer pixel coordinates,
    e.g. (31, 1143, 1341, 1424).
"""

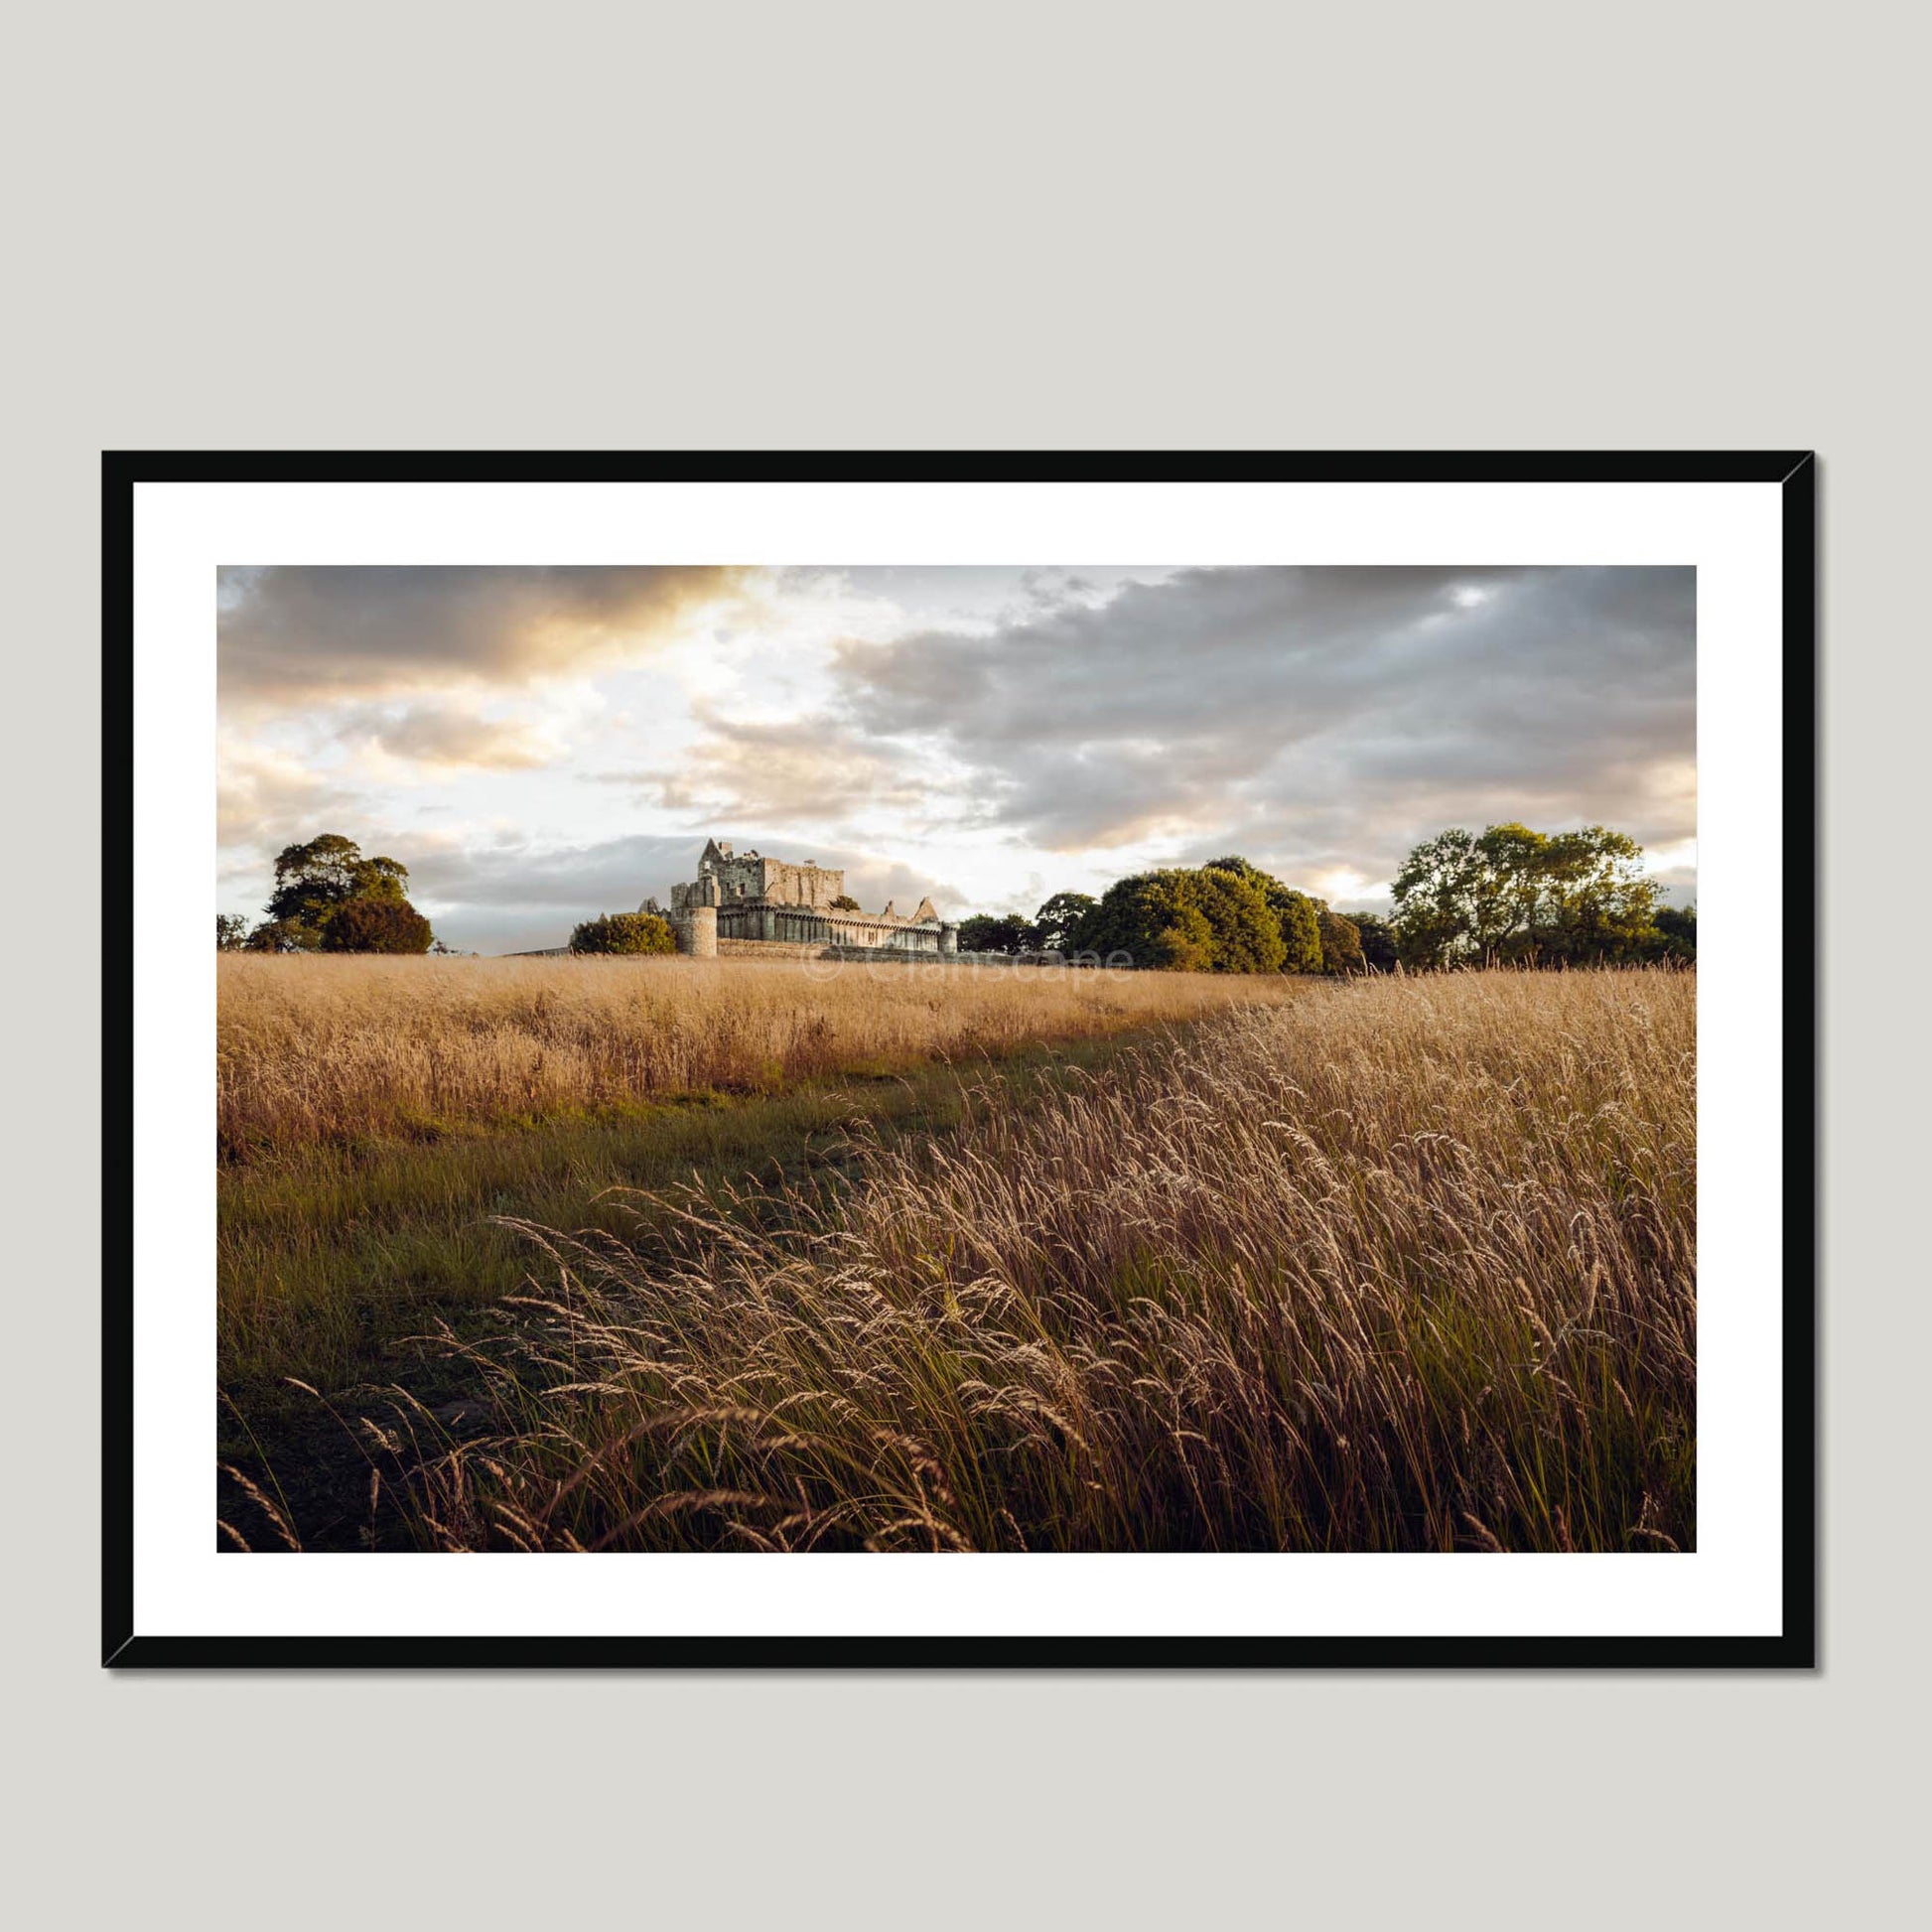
(715, 937, 829, 960)
(714, 904, 944, 951)
(759, 858, 845, 909)
(700, 854, 845, 910)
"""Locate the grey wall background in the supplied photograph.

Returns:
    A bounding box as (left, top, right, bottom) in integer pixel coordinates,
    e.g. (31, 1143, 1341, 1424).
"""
(7, 3, 1920, 1925)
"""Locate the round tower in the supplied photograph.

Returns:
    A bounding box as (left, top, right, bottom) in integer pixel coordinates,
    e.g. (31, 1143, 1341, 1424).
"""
(682, 905, 718, 958)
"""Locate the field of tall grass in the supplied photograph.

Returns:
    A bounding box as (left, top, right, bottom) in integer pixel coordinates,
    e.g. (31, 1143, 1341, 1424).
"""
(286, 969, 1694, 1556)
(218, 954, 1304, 1160)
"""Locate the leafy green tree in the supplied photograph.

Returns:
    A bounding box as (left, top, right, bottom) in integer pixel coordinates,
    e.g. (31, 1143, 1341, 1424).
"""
(1393, 823, 1663, 966)
(321, 897, 435, 954)
(1651, 903, 1697, 961)
(956, 912, 1035, 955)
(1200, 856, 1322, 972)
(569, 911, 677, 955)
(260, 834, 420, 948)
(1348, 911, 1400, 972)
(1391, 827, 1483, 967)
(1191, 866, 1288, 973)
(1075, 872, 1215, 971)
(829, 895, 862, 912)
(1273, 889, 1324, 974)
(242, 917, 313, 953)
(1315, 904, 1364, 975)
(1534, 827, 1659, 963)
(349, 855, 410, 903)
(1472, 823, 1552, 957)
(1031, 892, 1096, 954)
(215, 913, 249, 951)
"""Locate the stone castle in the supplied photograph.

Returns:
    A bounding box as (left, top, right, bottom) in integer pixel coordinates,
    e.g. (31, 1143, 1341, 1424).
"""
(646, 839, 958, 960)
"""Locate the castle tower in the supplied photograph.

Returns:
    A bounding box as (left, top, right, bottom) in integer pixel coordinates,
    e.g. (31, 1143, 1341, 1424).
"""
(681, 905, 717, 957)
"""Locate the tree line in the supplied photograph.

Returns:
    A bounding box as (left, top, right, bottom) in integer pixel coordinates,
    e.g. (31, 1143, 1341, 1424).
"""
(959, 824, 1693, 975)
(223, 822, 1695, 970)
(1389, 823, 1692, 968)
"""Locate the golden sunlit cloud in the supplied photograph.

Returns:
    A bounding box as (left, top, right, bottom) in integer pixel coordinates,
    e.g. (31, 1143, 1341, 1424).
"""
(218, 564, 752, 704)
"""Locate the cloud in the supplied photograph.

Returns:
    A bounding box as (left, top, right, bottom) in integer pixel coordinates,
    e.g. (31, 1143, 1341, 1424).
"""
(215, 741, 362, 853)
(218, 565, 746, 703)
(334, 699, 558, 771)
(831, 566, 1695, 889)
(212, 564, 1698, 942)
(642, 703, 936, 826)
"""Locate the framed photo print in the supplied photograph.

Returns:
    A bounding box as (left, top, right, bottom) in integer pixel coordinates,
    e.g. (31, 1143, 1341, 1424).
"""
(105, 451, 1815, 1666)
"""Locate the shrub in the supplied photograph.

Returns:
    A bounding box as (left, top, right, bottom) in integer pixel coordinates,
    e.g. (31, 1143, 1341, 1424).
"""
(569, 911, 677, 956)
(320, 897, 435, 954)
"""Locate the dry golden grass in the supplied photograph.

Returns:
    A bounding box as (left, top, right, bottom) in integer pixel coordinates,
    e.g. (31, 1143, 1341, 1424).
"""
(373, 969, 1695, 1555)
(218, 954, 1305, 1161)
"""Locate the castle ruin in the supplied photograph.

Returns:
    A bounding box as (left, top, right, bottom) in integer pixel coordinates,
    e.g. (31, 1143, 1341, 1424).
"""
(647, 839, 958, 960)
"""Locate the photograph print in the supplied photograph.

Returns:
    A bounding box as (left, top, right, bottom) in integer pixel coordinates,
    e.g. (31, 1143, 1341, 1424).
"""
(110, 457, 1812, 1663)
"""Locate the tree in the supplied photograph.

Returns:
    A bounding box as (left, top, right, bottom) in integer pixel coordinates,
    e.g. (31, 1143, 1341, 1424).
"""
(829, 895, 862, 912)
(957, 912, 1035, 955)
(321, 897, 434, 954)
(242, 917, 313, 953)
(1191, 866, 1288, 973)
(260, 834, 423, 949)
(215, 913, 249, 951)
(1315, 904, 1363, 975)
(1031, 892, 1096, 955)
(569, 911, 677, 955)
(1272, 889, 1324, 974)
(1073, 872, 1215, 971)
(1392, 823, 1664, 967)
(1534, 827, 1659, 963)
(1348, 911, 1400, 972)
(1201, 856, 1322, 972)
(1651, 903, 1697, 961)
(1390, 827, 1483, 968)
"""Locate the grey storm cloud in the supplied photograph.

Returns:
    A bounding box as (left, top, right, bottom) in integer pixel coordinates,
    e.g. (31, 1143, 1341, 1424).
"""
(218, 564, 744, 702)
(829, 566, 1696, 886)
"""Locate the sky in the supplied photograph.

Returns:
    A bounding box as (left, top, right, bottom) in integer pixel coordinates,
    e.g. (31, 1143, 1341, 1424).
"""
(216, 564, 1697, 955)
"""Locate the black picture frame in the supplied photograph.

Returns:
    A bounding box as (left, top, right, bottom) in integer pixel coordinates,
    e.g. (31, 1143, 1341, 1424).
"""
(103, 450, 1817, 1669)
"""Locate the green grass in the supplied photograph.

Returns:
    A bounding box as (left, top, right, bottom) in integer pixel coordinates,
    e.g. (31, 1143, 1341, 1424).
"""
(219, 1028, 1173, 1404)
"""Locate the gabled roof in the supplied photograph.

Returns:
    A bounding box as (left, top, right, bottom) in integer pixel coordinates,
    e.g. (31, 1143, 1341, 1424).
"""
(911, 896, 938, 923)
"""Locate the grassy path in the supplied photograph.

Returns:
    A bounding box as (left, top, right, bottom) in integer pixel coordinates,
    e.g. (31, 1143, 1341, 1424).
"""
(217, 1024, 1188, 1548)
